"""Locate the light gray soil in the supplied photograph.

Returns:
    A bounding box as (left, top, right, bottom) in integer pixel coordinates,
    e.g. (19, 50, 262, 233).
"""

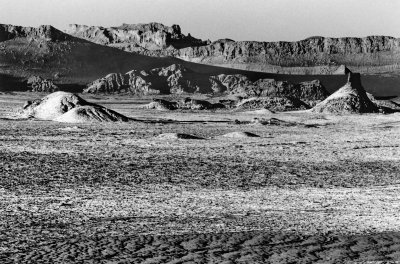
(2, 93, 400, 263)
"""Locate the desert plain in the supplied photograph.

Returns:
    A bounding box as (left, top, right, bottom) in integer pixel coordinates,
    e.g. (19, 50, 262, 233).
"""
(1, 92, 400, 263)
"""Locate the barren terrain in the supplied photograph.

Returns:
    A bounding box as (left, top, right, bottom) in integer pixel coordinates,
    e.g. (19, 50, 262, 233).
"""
(1, 93, 400, 263)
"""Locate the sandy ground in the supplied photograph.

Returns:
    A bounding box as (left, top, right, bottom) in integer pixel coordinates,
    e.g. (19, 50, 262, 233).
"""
(1, 93, 400, 263)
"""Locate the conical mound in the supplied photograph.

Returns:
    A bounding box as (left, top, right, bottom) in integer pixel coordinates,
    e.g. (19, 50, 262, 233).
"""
(22, 91, 89, 120)
(54, 105, 129, 123)
(312, 73, 378, 114)
(221, 131, 260, 138)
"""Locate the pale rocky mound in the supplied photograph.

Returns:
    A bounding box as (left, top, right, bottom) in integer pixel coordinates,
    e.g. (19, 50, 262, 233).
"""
(221, 131, 260, 138)
(27, 76, 59, 92)
(245, 108, 275, 115)
(22, 91, 88, 120)
(177, 98, 224, 110)
(85, 64, 199, 94)
(142, 99, 179, 110)
(54, 105, 128, 123)
(142, 98, 224, 111)
(156, 133, 204, 140)
(237, 97, 310, 112)
(312, 73, 379, 114)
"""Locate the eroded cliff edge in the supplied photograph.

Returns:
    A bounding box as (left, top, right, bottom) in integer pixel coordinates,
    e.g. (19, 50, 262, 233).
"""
(66, 24, 400, 75)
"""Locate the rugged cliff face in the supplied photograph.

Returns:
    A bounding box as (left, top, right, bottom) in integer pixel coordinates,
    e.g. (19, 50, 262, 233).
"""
(84, 64, 201, 95)
(0, 24, 72, 42)
(66, 23, 400, 75)
(177, 37, 400, 74)
(66, 23, 209, 51)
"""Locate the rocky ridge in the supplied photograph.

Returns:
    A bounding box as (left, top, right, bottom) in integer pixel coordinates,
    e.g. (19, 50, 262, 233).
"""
(67, 24, 400, 75)
(66, 23, 209, 51)
(84, 64, 200, 94)
(177, 37, 400, 74)
(85, 64, 329, 104)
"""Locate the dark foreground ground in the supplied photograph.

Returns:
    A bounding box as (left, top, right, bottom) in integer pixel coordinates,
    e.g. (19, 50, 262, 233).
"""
(1, 93, 400, 263)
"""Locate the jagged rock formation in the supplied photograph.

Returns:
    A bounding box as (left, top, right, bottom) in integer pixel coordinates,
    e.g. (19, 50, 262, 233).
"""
(66, 23, 400, 75)
(177, 98, 225, 110)
(21, 91, 128, 122)
(84, 64, 200, 94)
(312, 72, 379, 114)
(177, 37, 400, 74)
(209, 74, 253, 94)
(27, 76, 58, 92)
(66, 23, 208, 52)
(84, 71, 158, 95)
(54, 105, 129, 123)
(237, 97, 310, 112)
(143, 99, 179, 110)
(0, 24, 72, 42)
(209, 74, 329, 104)
(142, 97, 224, 111)
(0, 23, 189, 89)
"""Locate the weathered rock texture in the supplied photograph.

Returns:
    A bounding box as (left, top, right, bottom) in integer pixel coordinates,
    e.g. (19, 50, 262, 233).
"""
(0, 24, 72, 42)
(312, 72, 379, 114)
(27, 76, 58, 92)
(22, 91, 128, 122)
(142, 97, 224, 111)
(54, 105, 129, 123)
(86, 65, 330, 104)
(84, 64, 200, 95)
(22, 91, 89, 119)
(66, 23, 208, 51)
(209, 74, 329, 104)
(237, 97, 310, 112)
(66, 23, 400, 75)
(177, 37, 400, 74)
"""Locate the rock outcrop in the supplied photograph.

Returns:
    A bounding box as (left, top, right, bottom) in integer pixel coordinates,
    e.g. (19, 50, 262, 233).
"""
(84, 71, 158, 95)
(142, 97, 224, 111)
(312, 72, 379, 114)
(177, 37, 400, 74)
(22, 91, 88, 120)
(0, 24, 73, 42)
(84, 64, 200, 94)
(209, 74, 253, 94)
(66, 23, 400, 75)
(54, 105, 129, 123)
(237, 97, 310, 112)
(209, 74, 329, 104)
(21, 91, 128, 122)
(66, 23, 208, 52)
(27, 76, 58, 92)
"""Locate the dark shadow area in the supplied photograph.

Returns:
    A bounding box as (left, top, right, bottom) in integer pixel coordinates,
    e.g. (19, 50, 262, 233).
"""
(3, 230, 400, 263)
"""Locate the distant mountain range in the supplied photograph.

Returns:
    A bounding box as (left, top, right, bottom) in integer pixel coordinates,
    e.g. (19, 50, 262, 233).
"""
(0, 23, 399, 96)
(66, 23, 400, 75)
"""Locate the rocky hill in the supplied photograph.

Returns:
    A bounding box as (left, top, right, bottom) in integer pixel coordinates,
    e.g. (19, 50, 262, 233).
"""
(2, 23, 399, 96)
(312, 72, 379, 114)
(177, 36, 400, 74)
(67, 23, 400, 75)
(66, 23, 209, 51)
(0, 23, 188, 89)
